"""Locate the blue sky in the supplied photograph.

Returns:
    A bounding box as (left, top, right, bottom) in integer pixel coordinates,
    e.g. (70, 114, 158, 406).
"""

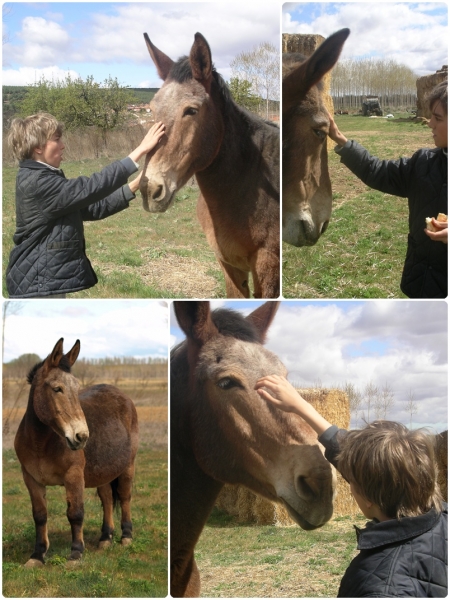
(170, 300, 448, 431)
(283, 2, 448, 76)
(3, 299, 168, 361)
(2, 2, 280, 86)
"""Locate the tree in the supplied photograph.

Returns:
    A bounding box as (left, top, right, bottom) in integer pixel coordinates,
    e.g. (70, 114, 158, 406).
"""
(228, 77, 260, 112)
(405, 389, 418, 429)
(19, 75, 134, 135)
(231, 42, 279, 119)
(363, 380, 378, 423)
(374, 382, 395, 420)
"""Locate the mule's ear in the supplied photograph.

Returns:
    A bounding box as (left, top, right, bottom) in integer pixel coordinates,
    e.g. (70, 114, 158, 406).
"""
(48, 338, 64, 368)
(190, 32, 213, 92)
(283, 28, 350, 112)
(175, 301, 218, 345)
(144, 33, 174, 81)
(246, 302, 280, 343)
(64, 339, 81, 367)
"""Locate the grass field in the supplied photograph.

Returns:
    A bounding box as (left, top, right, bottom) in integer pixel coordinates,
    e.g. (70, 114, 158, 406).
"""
(196, 508, 367, 598)
(2, 160, 225, 298)
(282, 115, 435, 298)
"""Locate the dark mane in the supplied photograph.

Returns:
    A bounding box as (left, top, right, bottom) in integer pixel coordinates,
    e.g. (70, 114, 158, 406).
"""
(210, 308, 261, 342)
(27, 356, 72, 384)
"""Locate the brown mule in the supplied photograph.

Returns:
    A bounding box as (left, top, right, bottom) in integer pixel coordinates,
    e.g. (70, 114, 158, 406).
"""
(140, 33, 280, 299)
(170, 302, 336, 596)
(14, 339, 139, 567)
(283, 28, 350, 246)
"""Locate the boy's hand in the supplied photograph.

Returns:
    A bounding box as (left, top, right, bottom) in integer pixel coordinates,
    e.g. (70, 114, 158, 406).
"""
(327, 112, 348, 147)
(425, 219, 448, 244)
(255, 374, 332, 436)
(128, 121, 165, 163)
(128, 170, 143, 194)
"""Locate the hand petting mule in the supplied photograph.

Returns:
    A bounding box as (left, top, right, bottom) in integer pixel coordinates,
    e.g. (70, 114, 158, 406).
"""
(170, 301, 336, 597)
(14, 339, 139, 567)
(282, 28, 350, 246)
(140, 33, 280, 299)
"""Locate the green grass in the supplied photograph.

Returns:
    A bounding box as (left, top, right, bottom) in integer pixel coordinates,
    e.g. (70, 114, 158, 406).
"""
(2, 158, 224, 298)
(282, 115, 435, 298)
(2, 447, 168, 597)
(195, 508, 366, 597)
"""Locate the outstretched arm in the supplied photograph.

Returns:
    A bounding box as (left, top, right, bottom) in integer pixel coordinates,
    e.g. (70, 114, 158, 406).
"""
(255, 375, 332, 436)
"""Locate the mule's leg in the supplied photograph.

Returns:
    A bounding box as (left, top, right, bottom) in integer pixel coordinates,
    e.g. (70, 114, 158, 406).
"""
(251, 249, 280, 299)
(218, 260, 251, 298)
(21, 469, 49, 567)
(97, 483, 115, 549)
(117, 465, 135, 545)
(64, 468, 85, 561)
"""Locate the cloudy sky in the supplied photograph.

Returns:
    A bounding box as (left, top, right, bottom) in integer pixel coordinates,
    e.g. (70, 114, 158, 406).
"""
(3, 299, 168, 362)
(283, 2, 448, 76)
(2, 2, 280, 87)
(170, 300, 448, 432)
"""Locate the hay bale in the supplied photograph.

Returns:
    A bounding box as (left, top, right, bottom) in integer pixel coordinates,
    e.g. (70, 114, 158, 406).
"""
(435, 430, 448, 502)
(215, 389, 359, 524)
(416, 66, 448, 118)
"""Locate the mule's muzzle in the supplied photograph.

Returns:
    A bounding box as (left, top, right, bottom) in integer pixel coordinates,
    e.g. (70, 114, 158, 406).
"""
(65, 430, 89, 451)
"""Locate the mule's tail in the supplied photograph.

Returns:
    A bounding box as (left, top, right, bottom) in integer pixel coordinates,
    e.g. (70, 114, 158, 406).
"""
(110, 477, 120, 510)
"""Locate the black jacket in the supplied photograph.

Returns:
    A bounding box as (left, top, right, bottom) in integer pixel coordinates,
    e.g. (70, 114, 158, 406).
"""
(335, 142, 448, 298)
(319, 426, 448, 597)
(6, 158, 137, 297)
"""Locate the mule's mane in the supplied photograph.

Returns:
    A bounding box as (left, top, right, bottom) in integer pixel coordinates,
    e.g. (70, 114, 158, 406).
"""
(27, 356, 72, 384)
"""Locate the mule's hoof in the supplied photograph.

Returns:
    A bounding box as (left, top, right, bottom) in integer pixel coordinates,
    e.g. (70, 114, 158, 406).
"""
(98, 539, 112, 550)
(121, 537, 132, 546)
(24, 558, 44, 569)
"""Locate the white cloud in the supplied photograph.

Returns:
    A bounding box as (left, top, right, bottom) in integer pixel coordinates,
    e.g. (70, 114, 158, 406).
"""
(1, 66, 80, 86)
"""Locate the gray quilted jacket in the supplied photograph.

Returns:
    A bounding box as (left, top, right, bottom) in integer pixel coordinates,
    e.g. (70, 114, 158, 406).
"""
(6, 158, 137, 297)
(319, 426, 448, 597)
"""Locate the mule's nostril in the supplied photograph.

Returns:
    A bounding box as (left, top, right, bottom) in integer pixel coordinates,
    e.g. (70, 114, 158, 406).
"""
(152, 185, 163, 200)
(297, 476, 316, 499)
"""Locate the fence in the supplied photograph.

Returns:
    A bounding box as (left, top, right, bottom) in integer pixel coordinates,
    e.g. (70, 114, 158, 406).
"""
(332, 93, 417, 113)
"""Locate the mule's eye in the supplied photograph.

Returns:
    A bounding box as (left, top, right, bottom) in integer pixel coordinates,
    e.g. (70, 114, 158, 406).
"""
(183, 107, 198, 117)
(313, 129, 327, 141)
(217, 377, 239, 390)
(52, 386, 63, 393)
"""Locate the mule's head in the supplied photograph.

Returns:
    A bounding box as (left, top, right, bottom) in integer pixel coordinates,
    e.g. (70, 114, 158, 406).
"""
(140, 32, 224, 212)
(282, 28, 350, 247)
(174, 301, 336, 530)
(28, 339, 89, 451)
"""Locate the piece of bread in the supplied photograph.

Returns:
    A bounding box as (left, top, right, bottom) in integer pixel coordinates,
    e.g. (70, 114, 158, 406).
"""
(426, 213, 448, 232)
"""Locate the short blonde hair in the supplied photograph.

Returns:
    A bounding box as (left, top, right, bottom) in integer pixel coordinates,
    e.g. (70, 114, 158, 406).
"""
(337, 421, 443, 519)
(8, 113, 63, 161)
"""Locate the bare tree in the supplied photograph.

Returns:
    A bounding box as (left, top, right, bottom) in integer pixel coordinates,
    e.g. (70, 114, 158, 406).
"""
(340, 381, 362, 427)
(374, 381, 395, 420)
(363, 380, 379, 424)
(405, 389, 418, 429)
(2, 301, 24, 362)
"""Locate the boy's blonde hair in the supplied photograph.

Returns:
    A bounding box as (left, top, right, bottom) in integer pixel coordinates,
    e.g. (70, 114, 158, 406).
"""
(337, 421, 443, 519)
(8, 113, 63, 161)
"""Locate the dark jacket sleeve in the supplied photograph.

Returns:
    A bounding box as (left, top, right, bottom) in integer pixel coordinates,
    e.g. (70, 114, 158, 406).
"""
(35, 157, 138, 220)
(335, 140, 413, 198)
(80, 182, 136, 221)
(318, 425, 348, 470)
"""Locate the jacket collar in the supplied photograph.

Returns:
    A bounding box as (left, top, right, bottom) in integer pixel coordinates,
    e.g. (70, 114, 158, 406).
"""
(19, 159, 64, 176)
(355, 504, 446, 550)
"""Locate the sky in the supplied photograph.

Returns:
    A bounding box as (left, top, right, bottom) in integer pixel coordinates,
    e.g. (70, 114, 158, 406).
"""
(3, 299, 169, 362)
(170, 300, 448, 432)
(2, 2, 280, 87)
(283, 2, 448, 76)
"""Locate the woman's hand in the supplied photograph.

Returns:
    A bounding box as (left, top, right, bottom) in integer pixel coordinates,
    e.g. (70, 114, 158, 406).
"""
(425, 219, 448, 244)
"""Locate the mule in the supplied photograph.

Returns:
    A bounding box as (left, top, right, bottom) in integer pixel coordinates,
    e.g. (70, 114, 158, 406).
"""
(283, 28, 350, 246)
(170, 301, 336, 596)
(140, 33, 280, 299)
(14, 339, 139, 567)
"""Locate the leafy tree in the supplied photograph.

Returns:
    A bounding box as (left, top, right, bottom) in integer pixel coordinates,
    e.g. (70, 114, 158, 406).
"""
(19, 75, 134, 133)
(228, 77, 260, 112)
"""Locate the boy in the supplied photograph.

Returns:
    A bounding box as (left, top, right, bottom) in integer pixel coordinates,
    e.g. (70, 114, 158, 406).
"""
(255, 374, 448, 597)
(6, 112, 165, 298)
(328, 81, 448, 298)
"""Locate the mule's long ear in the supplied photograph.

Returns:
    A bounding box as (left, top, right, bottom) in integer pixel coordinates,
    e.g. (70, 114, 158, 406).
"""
(283, 28, 350, 112)
(48, 338, 64, 368)
(190, 32, 213, 92)
(175, 301, 218, 346)
(64, 339, 81, 368)
(144, 33, 174, 81)
(246, 301, 280, 343)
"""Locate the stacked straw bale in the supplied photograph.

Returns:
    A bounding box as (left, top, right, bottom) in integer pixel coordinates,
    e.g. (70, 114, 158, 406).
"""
(215, 388, 359, 525)
(416, 66, 448, 118)
(435, 430, 448, 502)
